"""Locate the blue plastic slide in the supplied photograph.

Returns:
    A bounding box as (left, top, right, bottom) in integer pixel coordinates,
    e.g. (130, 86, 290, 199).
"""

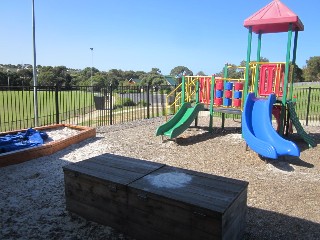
(242, 93, 300, 159)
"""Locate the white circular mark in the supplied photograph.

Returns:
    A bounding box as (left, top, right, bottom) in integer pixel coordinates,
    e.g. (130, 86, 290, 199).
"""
(146, 172, 192, 189)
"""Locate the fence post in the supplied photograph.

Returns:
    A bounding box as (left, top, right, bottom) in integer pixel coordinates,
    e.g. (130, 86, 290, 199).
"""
(55, 85, 59, 124)
(305, 87, 311, 126)
(109, 84, 113, 125)
(147, 85, 150, 119)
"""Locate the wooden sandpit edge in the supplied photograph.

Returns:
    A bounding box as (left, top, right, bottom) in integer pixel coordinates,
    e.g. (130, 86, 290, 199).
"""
(0, 124, 96, 168)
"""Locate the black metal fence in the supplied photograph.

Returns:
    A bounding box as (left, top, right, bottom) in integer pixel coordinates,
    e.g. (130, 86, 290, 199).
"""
(0, 85, 319, 132)
(0, 85, 174, 132)
(294, 87, 320, 126)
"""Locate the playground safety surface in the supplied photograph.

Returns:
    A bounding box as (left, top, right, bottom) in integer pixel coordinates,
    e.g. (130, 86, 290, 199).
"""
(0, 117, 319, 239)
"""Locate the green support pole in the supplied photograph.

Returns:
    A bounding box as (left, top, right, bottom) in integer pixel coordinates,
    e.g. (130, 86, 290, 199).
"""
(254, 32, 262, 95)
(209, 75, 215, 132)
(181, 76, 185, 105)
(243, 27, 252, 102)
(279, 23, 293, 135)
(223, 63, 228, 78)
(290, 30, 299, 100)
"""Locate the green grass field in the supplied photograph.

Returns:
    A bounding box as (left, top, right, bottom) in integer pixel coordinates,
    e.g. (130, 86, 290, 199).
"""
(293, 87, 320, 122)
(0, 90, 94, 131)
(1, 86, 319, 132)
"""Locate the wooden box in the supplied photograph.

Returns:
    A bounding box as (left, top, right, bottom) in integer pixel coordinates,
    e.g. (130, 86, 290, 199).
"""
(63, 155, 248, 240)
(63, 153, 164, 230)
(127, 166, 248, 240)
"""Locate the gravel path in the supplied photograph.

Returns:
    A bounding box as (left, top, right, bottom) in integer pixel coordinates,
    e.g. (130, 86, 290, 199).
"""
(0, 117, 320, 240)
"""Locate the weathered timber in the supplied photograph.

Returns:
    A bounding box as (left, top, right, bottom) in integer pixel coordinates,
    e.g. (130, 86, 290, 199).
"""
(63, 154, 248, 240)
(63, 153, 165, 235)
(127, 166, 248, 240)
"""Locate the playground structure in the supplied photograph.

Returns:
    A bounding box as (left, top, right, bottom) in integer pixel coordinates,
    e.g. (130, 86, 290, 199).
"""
(156, 0, 316, 159)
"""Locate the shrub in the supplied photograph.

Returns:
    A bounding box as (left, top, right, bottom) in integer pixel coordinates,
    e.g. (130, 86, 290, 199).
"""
(137, 100, 148, 107)
(122, 98, 136, 106)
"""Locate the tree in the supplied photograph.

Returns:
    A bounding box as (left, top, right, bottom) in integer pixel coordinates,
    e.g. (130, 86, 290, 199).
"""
(37, 66, 71, 86)
(170, 66, 193, 77)
(0, 71, 6, 85)
(140, 68, 166, 86)
(215, 64, 244, 79)
(303, 56, 320, 82)
(16, 68, 33, 87)
(74, 67, 100, 86)
(293, 64, 304, 82)
(106, 69, 124, 88)
(91, 73, 108, 88)
(196, 71, 206, 76)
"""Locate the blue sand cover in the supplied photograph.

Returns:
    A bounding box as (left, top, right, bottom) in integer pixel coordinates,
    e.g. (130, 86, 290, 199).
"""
(0, 128, 48, 154)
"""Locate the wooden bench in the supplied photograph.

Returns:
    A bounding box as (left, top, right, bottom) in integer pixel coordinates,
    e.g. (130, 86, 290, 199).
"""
(63, 154, 248, 240)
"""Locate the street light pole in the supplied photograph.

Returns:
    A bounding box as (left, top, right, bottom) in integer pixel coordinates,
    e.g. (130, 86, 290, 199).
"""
(6, 69, 10, 88)
(32, 0, 39, 127)
(90, 47, 93, 87)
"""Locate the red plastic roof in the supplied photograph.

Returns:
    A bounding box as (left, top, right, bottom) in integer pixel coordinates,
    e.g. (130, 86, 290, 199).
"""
(244, 0, 304, 34)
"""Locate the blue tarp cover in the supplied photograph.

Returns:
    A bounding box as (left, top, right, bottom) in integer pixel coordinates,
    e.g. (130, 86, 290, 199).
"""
(0, 128, 48, 154)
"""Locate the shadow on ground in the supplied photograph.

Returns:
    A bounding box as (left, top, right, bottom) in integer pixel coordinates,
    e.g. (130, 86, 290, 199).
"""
(244, 207, 320, 240)
(173, 126, 242, 146)
(258, 133, 319, 171)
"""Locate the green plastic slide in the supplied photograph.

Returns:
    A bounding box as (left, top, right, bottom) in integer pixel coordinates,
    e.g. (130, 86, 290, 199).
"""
(156, 103, 204, 139)
(287, 101, 316, 148)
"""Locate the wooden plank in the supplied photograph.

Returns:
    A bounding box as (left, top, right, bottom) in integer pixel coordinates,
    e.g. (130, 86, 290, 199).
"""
(66, 198, 126, 232)
(64, 173, 127, 207)
(63, 154, 165, 185)
(64, 161, 142, 185)
(221, 188, 248, 240)
(86, 153, 164, 174)
(129, 166, 248, 214)
(128, 187, 196, 225)
(127, 187, 224, 236)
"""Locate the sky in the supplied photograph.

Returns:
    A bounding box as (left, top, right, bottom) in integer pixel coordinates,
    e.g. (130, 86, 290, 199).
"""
(1, 0, 319, 75)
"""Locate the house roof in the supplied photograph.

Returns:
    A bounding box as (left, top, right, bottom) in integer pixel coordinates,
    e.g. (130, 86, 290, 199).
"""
(244, 0, 304, 34)
(129, 78, 142, 84)
(164, 76, 178, 85)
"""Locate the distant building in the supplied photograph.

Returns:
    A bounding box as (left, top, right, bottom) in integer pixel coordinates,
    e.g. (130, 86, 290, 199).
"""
(128, 78, 142, 84)
(164, 75, 178, 86)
